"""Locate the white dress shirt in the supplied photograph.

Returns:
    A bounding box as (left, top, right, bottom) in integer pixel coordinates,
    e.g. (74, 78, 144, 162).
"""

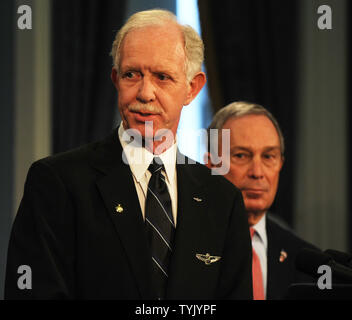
(252, 214, 268, 298)
(118, 123, 178, 225)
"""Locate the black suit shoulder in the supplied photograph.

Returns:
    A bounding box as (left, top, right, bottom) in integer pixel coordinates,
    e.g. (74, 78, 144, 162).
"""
(29, 131, 123, 193)
(32, 136, 107, 173)
(267, 215, 318, 255)
(6, 132, 252, 300)
(266, 214, 319, 299)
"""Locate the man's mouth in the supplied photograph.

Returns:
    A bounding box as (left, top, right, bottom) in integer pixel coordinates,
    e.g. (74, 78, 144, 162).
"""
(132, 110, 159, 122)
(244, 188, 266, 192)
(242, 188, 267, 198)
(135, 110, 156, 116)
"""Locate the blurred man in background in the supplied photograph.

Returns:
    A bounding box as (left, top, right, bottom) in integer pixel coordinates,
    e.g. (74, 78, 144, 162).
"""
(205, 101, 317, 299)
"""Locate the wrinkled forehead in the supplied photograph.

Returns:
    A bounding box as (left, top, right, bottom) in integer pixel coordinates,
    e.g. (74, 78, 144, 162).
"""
(224, 115, 281, 147)
(123, 24, 184, 55)
(119, 24, 187, 73)
(122, 23, 185, 51)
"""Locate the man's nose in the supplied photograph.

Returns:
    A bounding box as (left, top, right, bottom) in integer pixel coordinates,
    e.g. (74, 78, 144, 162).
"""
(248, 157, 264, 179)
(137, 77, 156, 103)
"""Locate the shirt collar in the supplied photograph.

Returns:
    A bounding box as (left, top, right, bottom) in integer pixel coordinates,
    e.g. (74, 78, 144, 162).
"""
(118, 122, 177, 183)
(252, 213, 268, 250)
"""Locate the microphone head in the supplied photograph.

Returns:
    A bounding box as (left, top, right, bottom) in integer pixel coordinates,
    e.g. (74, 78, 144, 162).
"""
(295, 248, 331, 277)
(325, 249, 352, 266)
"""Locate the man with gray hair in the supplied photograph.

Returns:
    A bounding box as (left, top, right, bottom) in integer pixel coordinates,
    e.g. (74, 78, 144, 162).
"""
(5, 10, 252, 300)
(205, 101, 317, 299)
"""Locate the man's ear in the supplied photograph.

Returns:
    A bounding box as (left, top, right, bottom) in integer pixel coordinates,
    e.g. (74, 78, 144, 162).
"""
(111, 68, 119, 89)
(184, 71, 206, 106)
(279, 155, 285, 171)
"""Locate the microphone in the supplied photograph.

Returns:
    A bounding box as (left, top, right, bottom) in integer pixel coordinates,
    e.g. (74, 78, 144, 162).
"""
(325, 249, 352, 268)
(295, 248, 352, 284)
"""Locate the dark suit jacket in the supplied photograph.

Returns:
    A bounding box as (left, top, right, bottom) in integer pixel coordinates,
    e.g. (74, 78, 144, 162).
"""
(266, 214, 318, 299)
(5, 129, 252, 300)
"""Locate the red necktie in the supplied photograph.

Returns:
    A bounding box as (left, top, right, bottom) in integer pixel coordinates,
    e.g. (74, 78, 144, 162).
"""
(250, 227, 265, 300)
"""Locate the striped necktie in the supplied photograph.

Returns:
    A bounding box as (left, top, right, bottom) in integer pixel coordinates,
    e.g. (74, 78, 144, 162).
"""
(145, 157, 175, 299)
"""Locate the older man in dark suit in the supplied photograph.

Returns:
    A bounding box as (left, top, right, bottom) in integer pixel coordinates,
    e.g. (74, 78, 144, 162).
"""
(205, 101, 317, 300)
(5, 9, 252, 300)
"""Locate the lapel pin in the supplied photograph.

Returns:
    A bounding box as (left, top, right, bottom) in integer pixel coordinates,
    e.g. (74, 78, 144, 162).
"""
(196, 253, 221, 265)
(279, 250, 287, 262)
(115, 204, 124, 214)
(193, 197, 203, 202)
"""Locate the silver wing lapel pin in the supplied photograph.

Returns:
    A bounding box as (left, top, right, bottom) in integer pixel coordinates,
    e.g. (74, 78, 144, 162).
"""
(196, 253, 221, 265)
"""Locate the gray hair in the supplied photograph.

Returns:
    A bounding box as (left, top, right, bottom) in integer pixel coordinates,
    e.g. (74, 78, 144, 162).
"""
(110, 9, 204, 81)
(208, 101, 285, 155)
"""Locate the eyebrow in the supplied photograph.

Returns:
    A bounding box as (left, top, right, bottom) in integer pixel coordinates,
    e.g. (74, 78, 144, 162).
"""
(121, 64, 177, 76)
(231, 146, 281, 153)
(152, 67, 179, 80)
(262, 146, 281, 152)
(119, 65, 140, 72)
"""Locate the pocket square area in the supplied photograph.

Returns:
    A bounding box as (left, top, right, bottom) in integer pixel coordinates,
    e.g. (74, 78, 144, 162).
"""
(196, 253, 221, 265)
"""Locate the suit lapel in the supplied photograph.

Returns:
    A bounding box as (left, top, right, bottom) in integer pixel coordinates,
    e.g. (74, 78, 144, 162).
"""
(266, 217, 290, 299)
(92, 131, 152, 299)
(92, 139, 220, 299)
(166, 159, 220, 299)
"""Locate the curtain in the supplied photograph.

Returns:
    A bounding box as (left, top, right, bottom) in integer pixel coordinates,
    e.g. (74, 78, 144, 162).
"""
(52, 0, 126, 153)
(198, 0, 299, 225)
(0, 0, 15, 300)
(348, 0, 352, 252)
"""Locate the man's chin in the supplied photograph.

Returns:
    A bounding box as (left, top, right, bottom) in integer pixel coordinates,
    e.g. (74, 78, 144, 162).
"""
(244, 200, 267, 214)
(247, 211, 266, 226)
(124, 121, 156, 138)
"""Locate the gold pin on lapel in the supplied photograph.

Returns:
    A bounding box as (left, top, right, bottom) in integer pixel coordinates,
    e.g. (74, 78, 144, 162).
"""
(193, 197, 203, 202)
(115, 204, 124, 214)
(196, 253, 221, 265)
(279, 250, 287, 262)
